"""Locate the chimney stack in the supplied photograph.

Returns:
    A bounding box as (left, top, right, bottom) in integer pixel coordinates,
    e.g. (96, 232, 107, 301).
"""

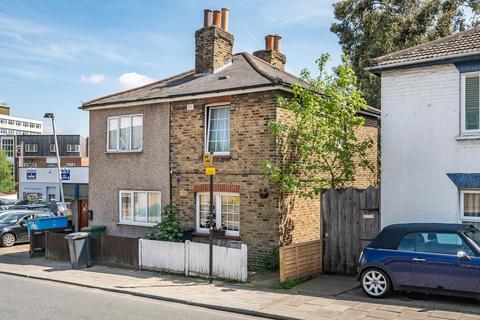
(195, 8, 234, 74)
(253, 34, 286, 70)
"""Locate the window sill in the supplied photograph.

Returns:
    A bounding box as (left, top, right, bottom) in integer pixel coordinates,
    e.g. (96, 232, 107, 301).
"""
(213, 154, 232, 160)
(117, 221, 157, 227)
(192, 231, 241, 241)
(456, 134, 480, 141)
(106, 150, 143, 154)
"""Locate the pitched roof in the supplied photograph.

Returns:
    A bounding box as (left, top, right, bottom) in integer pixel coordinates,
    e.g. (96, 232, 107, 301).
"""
(369, 26, 480, 72)
(81, 52, 308, 109)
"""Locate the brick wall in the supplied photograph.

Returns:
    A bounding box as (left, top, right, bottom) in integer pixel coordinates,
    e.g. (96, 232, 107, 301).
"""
(195, 26, 234, 74)
(170, 91, 281, 265)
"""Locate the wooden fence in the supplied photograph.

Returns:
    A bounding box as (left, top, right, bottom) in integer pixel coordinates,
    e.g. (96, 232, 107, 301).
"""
(321, 187, 380, 275)
(279, 240, 322, 283)
(44, 233, 139, 269)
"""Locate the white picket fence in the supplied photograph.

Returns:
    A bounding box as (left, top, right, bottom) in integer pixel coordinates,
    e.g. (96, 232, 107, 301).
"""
(138, 239, 248, 282)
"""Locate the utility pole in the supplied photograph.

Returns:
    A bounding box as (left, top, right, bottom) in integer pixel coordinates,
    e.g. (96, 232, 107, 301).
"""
(203, 153, 216, 284)
(44, 113, 64, 203)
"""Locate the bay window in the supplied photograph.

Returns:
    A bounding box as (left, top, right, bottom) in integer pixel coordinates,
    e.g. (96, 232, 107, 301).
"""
(107, 115, 143, 152)
(205, 106, 230, 155)
(119, 190, 161, 226)
(460, 190, 480, 229)
(196, 192, 240, 236)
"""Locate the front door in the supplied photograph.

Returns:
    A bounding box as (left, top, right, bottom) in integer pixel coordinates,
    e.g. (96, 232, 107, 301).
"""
(78, 200, 89, 229)
(410, 232, 480, 292)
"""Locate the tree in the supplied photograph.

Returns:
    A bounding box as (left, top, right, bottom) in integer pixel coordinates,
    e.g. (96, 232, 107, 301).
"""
(0, 149, 15, 193)
(331, 0, 480, 108)
(263, 54, 374, 198)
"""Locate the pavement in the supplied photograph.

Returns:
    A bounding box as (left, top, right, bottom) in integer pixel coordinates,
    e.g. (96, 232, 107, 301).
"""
(1, 245, 480, 320)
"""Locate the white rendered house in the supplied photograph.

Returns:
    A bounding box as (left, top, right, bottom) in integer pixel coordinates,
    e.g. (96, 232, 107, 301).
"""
(369, 27, 480, 229)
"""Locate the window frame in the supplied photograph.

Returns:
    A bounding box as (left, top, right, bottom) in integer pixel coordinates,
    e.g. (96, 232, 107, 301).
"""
(50, 144, 56, 152)
(204, 104, 231, 156)
(25, 144, 38, 153)
(67, 144, 80, 153)
(118, 190, 161, 227)
(461, 72, 480, 135)
(107, 114, 143, 153)
(460, 189, 480, 224)
(195, 191, 240, 236)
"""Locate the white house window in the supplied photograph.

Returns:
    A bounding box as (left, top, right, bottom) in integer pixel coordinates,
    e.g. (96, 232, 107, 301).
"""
(205, 106, 230, 155)
(107, 115, 143, 152)
(196, 192, 240, 236)
(67, 144, 80, 152)
(462, 73, 480, 133)
(460, 190, 480, 229)
(65, 163, 76, 167)
(25, 144, 37, 152)
(23, 162, 37, 168)
(119, 190, 161, 226)
(50, 144, 56, 152)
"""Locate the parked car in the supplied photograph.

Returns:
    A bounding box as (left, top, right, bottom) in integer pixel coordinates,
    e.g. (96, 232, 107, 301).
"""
(358, 223, 480, 298)
(10, 201, 72, 218)
(0, 210, 54, 247)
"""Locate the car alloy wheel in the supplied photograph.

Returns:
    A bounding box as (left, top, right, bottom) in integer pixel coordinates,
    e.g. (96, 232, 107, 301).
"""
(362, 269, 390, 298)
(1, 233, 16, 247)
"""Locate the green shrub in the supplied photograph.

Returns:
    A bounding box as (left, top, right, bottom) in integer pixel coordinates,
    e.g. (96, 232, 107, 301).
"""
(147, 204, 183, 242)
(263, 248, 279, 272)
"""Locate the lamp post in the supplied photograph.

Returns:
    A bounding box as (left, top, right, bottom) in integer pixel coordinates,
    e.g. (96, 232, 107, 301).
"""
(44, 113, 64, 203)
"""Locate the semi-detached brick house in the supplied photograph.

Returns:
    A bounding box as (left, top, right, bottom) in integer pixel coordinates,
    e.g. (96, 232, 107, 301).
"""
(81, 8, 380, 265)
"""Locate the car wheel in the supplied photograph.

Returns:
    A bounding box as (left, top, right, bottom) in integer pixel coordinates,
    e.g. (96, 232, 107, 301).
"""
(1, 233, 16, 247)
(361, 268, 391, 298)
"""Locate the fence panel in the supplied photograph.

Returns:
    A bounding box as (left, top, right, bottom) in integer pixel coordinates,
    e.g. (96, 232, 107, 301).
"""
(45, 232, 70, 261)
(95, 235, 138, 268)
(139, 239, 248, 282)
(279, 240, 322, 283)
(139, 239, 185, 273)
(322, 187, 380, 275)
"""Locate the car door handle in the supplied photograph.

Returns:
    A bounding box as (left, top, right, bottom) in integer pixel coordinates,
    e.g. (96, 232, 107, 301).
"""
(412, 258, 426, 262)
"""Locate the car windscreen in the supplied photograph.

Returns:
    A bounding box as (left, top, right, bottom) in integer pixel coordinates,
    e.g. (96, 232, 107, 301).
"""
(465, 230, 480, 248)
(0, 213, 26, 224)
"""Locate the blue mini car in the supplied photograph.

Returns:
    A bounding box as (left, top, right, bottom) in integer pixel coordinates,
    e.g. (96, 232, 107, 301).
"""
(358, 223, 480, 298)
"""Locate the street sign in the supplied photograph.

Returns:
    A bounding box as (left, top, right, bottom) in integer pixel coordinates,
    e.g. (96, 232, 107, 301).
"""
(26, 170, 36, 180)
(61, 169, 71, 181)
(203, 154, 213, 168)
(205, 167, 216, 176)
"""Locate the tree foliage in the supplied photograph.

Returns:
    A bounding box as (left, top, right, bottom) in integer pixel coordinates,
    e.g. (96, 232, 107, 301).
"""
(148, 204, 183, 242)
(331, 0, 480, 108)
(263, 54, 374, 198)
(0, 149, 15, 193)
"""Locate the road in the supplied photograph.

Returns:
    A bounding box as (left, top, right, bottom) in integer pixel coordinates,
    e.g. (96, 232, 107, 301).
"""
(0, 274, 261, 320)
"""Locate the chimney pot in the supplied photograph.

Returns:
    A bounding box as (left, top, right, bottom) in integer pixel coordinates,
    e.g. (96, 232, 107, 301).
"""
(265, 35, 274, 50)
(203, 9, 212, 27)
(221, 8, 229, 32)
(212, 10, 221, 28)
(274, 34, 282, 51)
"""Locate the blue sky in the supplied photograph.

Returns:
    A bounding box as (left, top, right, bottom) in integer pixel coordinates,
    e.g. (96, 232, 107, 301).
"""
(0, 0, 341, 136)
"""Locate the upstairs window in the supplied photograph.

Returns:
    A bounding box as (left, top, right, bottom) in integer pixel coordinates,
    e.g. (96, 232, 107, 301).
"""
(107, 115, 143, 152)
(205, 106, 230, 155)
(25, 144, 37, 152)
(462, 73, 480, 133)
(50, 144, 56, 152)
(67, 144, 80, 152)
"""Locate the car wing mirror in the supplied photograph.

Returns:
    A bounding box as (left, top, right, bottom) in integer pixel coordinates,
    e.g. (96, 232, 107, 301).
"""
(457, 250, 471, 261)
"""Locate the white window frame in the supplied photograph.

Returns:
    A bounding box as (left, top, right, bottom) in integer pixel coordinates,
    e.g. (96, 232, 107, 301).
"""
(67, 144, 80, 152)
(65, 163, 76, 167)
(204, 104, 230, 156)
(25, 144, 38, 152)
(50, 144, 56, 152)
(461, 72, 480, 135)
(118, 190, 161, 227)
(107, 114, 143, 153)
(195, 192, 240, 236)
(460, 189, 480, 223)
(23, 162, 37, 168)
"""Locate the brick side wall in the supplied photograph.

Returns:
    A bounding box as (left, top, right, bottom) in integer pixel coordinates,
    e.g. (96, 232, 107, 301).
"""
(195, 26, 234, 74)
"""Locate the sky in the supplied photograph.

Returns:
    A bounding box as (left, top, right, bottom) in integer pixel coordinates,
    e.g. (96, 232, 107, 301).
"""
(0, 0, 342, 136)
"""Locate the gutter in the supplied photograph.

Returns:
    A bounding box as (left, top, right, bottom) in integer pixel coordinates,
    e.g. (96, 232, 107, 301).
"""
(366, 50, 480, 73)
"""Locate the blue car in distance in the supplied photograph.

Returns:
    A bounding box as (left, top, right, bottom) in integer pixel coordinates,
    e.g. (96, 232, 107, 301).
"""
(358, 223, 480, 298)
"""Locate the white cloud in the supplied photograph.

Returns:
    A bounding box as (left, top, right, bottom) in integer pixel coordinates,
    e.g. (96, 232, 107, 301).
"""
(81, 73, 105, 84)
(117, 72, 155, 90)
